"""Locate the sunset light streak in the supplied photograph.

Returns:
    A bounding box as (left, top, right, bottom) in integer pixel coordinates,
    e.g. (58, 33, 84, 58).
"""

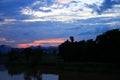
(0, 0, 120, 48)
(17, 38, 65, 48)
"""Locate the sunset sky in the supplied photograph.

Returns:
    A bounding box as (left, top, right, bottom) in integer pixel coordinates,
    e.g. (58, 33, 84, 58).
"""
(0, 0, 120, 48)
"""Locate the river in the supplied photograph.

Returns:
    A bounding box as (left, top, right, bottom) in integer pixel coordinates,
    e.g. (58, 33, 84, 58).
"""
(0, 64, 120, 80)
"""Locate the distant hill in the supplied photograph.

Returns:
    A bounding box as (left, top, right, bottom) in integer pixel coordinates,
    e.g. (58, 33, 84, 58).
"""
(41, 46, 58, 55)
(0, 45, 11, 54)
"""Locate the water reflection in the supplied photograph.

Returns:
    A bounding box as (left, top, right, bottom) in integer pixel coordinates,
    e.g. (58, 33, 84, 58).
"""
(0, 64, 58, 80)
(24, 68, 42, 80)
(0, 71, 58, 80)
(0, 70, 24, 80)
(42, 74, 58, 80)
(0, 64, 120, 80)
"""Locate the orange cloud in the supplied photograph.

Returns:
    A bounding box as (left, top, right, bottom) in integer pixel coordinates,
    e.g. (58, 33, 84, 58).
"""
(17, 38, 65, 48)
(0, 38, 6, 41)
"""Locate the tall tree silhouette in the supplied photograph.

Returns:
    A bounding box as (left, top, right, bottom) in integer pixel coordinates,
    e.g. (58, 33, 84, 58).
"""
(70, 36, 74, 43)
(58, 29, 120, 62)
(95, 29, 120, 62)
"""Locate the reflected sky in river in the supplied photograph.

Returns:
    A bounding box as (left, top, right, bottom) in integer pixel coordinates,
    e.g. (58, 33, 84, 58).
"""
(0, 64, 120, 80)
(0, 71, 58, 80)
(0, 71, 24, 80)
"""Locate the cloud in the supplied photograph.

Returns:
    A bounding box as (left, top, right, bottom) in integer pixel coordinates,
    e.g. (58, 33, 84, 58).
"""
(0, 0, 36, 21)
(1, 0, 119, 23)
(99, 0, 120, 13)
(86, 0, 120, 14)
(0, 0, 119, 23)
(0, 18, 4, 21)
(0, 38, 6, 41)
(20, 0, 120, 22)
(0, 0, 120, 48)
(7, 40, 16, 43)
(20, 0, 95, 22)
(0, 37, 16, 47)
(21, 11, 119, 23)
(0, 37, 16, 42)
(17, 38, 65, 48)
(58, 0, 71, 3)
(0, 18, 18, 26)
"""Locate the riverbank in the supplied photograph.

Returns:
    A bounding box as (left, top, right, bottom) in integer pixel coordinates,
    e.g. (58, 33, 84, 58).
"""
(4, 61, 120, 74)
(0, 55, 120, 73)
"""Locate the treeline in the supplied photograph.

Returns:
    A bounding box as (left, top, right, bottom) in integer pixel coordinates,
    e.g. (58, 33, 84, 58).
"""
(0, 29, 120, 64)
(58, 29, 120, 62)
(0, 46, 43, 65)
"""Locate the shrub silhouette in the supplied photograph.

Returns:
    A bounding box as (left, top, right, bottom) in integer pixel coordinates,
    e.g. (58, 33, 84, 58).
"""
(58, 29, 120, 62)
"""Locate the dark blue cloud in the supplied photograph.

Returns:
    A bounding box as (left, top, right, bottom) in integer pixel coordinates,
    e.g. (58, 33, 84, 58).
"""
(0, 0, 35, 18)
(97, 0, 120, 14)
(0, 0, 55, 19)
(86, 0, 120, 14)
(78, 26, 112, 35)
(0, 18, 4, 21)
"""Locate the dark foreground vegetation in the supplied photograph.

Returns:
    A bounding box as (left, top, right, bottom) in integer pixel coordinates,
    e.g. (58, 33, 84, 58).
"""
(0, 29, 120, 73)
(59, 29, 120, 62)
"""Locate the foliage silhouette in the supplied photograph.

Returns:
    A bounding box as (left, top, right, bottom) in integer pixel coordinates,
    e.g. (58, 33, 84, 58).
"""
(58, 29, 120, 62)
(6, 46, 43, 65)
(0, 29, 120, 64)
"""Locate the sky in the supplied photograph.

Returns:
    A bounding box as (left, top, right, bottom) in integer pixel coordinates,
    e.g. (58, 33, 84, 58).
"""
(0, 0, 120, 48)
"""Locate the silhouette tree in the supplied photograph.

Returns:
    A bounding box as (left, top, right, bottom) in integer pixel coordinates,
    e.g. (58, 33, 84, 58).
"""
(95, 29, 120, 62)
(58, 29, 120, 62)
(70, 36, 74, 43)
(23, 47, 43, 64)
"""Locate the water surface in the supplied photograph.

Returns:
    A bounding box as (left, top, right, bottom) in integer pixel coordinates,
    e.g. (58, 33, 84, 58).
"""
(0, 64, 120, 80)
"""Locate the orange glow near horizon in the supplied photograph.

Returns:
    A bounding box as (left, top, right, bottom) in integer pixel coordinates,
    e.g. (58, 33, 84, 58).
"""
(17, 38, 65, 48)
